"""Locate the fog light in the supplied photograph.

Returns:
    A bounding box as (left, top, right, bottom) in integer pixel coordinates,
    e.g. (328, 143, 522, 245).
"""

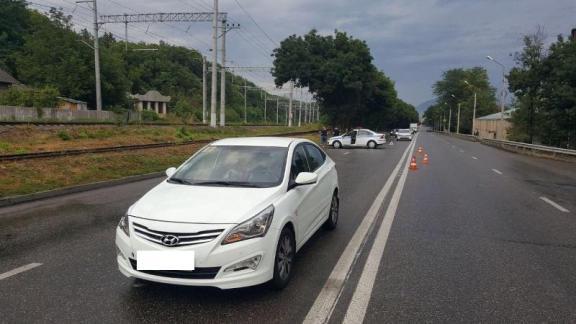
(224, 255, 262, 273)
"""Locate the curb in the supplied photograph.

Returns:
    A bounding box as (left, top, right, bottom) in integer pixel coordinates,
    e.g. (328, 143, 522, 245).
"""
(0, 172, 164, 208)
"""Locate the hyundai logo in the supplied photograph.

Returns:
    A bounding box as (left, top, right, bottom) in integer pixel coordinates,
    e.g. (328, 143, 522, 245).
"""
(161, 235, 180, 246)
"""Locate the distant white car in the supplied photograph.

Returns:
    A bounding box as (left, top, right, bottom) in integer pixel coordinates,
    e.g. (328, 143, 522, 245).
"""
(116, 137, 339, 290)
(328, 129, 386, 149)
(396, 129, 413, 141)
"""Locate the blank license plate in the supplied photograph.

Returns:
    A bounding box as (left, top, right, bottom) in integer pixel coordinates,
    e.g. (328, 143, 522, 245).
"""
(137, 251, 195, 270)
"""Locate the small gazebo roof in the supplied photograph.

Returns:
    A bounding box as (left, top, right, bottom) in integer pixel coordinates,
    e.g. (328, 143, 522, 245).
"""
(130, 90, 171, 103)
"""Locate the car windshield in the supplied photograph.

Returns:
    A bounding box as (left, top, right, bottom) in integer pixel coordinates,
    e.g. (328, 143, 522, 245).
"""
(398, 129, 411, 133)
(169, 146, 288, 188)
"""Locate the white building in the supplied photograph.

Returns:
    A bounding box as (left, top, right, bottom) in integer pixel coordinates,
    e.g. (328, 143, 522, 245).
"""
(130, 90, 171, 116)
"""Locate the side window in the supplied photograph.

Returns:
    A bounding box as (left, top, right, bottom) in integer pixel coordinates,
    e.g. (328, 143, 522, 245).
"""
(358, 130, 369, 137)
(290, 145, 310, 181)
(304, 144, 326, 171)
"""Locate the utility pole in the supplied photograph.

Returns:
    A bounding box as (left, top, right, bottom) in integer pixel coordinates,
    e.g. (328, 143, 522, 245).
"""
(209, 0, 219, 127)
(219, 19, 226, 127)
(456, 102, 461, 134)
(124, 14, 128, 52)
(448, 108, 452, 133)
(298, 88, 302, 127)
(202, 56, 207, 124)
(219, 22, 239, 127)
(264, 92, 267, 123)
(243, 79, 247, 123)
(78, 0, 102, 111)
(276, 97, 279, 124)
(472, 91, 477, 135)
(288, 82, 294, 127)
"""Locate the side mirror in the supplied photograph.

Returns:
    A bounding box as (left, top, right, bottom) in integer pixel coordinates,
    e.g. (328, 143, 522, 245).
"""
(165, 167, 177, 177)
(294, 172, 318, 186)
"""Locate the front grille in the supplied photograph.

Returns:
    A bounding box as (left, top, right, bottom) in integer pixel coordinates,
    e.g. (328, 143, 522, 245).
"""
(132, 222, 224, 247)
(129, 259, 220, 279)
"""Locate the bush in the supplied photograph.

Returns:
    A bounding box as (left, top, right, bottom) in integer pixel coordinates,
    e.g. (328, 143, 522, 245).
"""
(141, 110, 160, 121)
(57, 130, 71, 141)
(176, 126, 193, 141)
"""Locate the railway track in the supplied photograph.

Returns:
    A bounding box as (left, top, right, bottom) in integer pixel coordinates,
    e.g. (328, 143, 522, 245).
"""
(0, 130, 318, 162)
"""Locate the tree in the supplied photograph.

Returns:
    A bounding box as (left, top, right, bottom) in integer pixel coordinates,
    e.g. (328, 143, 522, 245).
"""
(429, 67, 498, 133)
(272, 30, 416, 129)
(508, 28, 547, 144)
(173, 98, 194, 125)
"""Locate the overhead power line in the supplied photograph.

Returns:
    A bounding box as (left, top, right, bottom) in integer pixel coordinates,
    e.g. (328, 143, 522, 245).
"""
(232, 0, 278, 47)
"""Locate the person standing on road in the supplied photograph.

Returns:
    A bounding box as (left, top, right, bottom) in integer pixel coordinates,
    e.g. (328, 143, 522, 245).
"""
(333, 127, 340, 137)
(320, 127, 328, 145)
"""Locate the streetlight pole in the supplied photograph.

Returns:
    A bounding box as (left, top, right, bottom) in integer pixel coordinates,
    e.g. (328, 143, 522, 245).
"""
(486, 56, 507, 138)
(456, 102, 461, 134)
(464, 80, 477, 136)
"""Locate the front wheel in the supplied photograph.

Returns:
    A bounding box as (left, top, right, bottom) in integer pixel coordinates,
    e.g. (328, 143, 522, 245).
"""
(323, 193, 339, 230)
(333, 141, 342, 149)
(270, 227, 295, 290)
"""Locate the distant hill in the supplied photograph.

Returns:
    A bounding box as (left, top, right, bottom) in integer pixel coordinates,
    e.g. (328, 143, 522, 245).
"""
(416, 99, 437, 116)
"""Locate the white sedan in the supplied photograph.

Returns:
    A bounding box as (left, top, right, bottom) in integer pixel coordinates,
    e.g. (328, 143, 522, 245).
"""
(328, 128, 386, 149)
(396, 129, 413, 141)
(116, 137, 339, 290)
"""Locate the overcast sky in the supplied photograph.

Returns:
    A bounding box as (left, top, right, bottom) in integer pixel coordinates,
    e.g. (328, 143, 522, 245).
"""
(32, 0, 576, 106)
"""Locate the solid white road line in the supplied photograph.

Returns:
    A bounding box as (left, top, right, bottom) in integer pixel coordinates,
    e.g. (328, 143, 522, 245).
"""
(0, 263, 42, 281)
(472, 156, 478, 160)
(303, 135, 417, 324)
(344, 152, 351, 155)
(342, 130, 417, 324)
(539, 197, 570, 213)
(492, 169, 503, 175)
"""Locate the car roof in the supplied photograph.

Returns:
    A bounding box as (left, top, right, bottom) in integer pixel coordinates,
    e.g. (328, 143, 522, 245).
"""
(211, 136, 307, 147)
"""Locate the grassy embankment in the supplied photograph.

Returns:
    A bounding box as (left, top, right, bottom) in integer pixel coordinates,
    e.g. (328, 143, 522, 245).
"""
(0, 124, 320, 197)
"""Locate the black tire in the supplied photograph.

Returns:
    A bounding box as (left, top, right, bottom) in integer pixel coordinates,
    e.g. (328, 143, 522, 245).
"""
(333, 141, 342, 149)
(367, 141, 377, 149)
(323, 192, 339, 230)
(270, 227, 295, 290)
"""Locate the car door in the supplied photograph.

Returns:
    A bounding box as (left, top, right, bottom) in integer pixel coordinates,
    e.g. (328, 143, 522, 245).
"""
(356, 130, 370, 146)
(303, 143, 331, 231)
(340, 132, 352, 147)
(288, 144, 316, 243)
(348, 130, 358, 146)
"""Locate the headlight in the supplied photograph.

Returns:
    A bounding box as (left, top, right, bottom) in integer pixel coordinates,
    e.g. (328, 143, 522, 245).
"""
(118, 214, 130, 237)
(222, 205, 274, 245)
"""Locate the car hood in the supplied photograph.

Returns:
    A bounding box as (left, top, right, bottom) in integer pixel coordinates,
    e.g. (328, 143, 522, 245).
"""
(329, 135, 343, 140)
(129, 181, 281, 224)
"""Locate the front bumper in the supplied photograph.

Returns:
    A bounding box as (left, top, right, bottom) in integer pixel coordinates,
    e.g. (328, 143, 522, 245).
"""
(115, 220, 277, 289)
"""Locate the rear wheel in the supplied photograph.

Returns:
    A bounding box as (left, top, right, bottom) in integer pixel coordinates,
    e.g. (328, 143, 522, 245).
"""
(367, 141, 377, 149)
(271, 227, 295, 290)
(333, 141, 342, 149)
(323, 193, 339, 230)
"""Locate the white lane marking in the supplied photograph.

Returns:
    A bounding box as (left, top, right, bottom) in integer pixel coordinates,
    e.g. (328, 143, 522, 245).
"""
(472, 156, 478, 160)
(343, 130, 417, 324)
(303, 135, 417, 324)
(0, 263, 42, 281)
(459, 149, 465, 153)
(540, 197, 570, 213)
(492, 169, 503, 175)
(343, 152, 350, 155)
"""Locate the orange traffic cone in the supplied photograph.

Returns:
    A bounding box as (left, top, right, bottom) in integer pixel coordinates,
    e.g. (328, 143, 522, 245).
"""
(423, 153, 429, 165)
(409, 156, 418, 170)
(417, 146, 423, 154)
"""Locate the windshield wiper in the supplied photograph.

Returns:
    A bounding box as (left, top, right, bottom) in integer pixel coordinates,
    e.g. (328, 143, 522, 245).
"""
(167, 177, 194, 185)
(191, 181, 263, 188)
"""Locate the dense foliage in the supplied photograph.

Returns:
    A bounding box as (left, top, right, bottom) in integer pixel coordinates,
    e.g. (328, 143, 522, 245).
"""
(272, 30, 418, 130)
(423, 67, 498, 134)
(0, 0, 282, 123)
(508, 31, 576, 148)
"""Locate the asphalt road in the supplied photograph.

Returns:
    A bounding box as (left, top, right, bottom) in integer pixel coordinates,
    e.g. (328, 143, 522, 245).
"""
(1, 132, 575, 323)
